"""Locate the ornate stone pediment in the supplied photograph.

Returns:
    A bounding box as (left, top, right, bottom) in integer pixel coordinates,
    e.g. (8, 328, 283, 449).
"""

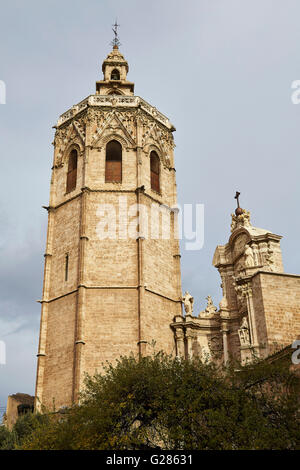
(54, 120, 85, 167)
(138, 112, 174, 168)
(91, 110, 136, 148)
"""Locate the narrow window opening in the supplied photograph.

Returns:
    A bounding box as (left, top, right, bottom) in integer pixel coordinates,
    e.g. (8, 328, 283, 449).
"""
(65, 254, 69, 282)
(105, 140, 122, 183)
(150, 151, 160, 193)
(111, 69, 120, 80)
(108, 90, 122, 95)
(66, 149, 78, 193)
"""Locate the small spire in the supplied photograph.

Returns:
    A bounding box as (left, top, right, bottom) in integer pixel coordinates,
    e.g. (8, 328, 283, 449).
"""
(111, 19, 121, 48)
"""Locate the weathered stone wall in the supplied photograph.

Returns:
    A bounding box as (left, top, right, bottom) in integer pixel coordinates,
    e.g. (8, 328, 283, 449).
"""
(251, 274, 268, 353)
(35, 94, 182, 410)
(83, 288, 139, 373)
(48, 199, 80, 299)
(41, 294, 77, 410)
(256, 272, 300, 354)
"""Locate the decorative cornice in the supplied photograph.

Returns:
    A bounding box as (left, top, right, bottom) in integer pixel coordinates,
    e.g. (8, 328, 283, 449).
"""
(170, 315, 221, 331)
(56, 95, 174, 131)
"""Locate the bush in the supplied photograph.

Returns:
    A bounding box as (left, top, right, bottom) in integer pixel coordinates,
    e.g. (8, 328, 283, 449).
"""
(19, 352, 300, 450)
(0, 412, 49, 450)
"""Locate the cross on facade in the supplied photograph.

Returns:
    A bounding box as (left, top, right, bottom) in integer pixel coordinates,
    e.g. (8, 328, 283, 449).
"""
(234, 191, 241, 209)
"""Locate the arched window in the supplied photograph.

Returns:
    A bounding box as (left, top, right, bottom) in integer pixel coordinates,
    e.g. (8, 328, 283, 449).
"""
(105, 140, 122, 183)
(150, 151, 160, 193)
(111, 69, 120, 80)
(66, 149, 78, 193)
(108, 90, 122, 95)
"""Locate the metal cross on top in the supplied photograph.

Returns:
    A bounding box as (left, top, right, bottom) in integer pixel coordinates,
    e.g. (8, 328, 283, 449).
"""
(234, 191, 241, 209)
(111, 20, 121, 47)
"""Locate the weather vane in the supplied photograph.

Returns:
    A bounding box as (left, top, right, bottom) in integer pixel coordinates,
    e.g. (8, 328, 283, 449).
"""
(111, 19, 121, 48)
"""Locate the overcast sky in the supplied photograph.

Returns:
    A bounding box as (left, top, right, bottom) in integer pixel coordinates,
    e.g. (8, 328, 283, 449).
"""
(0, 0, 300, 409)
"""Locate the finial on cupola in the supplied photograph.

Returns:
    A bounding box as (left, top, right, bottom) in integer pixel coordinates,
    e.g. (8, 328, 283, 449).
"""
(111, 19, 121, 49)
(234, 191, 243, 216)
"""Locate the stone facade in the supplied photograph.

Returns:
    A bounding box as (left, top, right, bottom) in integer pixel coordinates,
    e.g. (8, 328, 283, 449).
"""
(35, 46, 182, 411)
(172, 207, 300, 365)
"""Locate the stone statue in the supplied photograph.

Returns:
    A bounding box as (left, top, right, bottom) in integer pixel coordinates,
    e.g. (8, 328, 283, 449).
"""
(182, 291, 194, 315)
(199, 295, 218, 317)
(206, 296, 217, 313)
(238, 316, 251, 346)
(244, 245, 254, 267)
(251, 243, 259, 265)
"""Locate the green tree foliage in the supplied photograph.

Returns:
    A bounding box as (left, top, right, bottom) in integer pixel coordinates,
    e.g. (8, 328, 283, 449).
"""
(0, 425, 16, 450)
(0, 412, 48, 449)
(17, 352, 300, 450)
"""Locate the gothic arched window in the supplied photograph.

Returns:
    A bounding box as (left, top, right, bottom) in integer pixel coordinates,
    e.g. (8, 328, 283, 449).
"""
(105, 140, 122, 183)
(66, 149, 78, 193)
(111, 69, 120, 80)
(108, 90, 122, 95)
(150, 151, 160, 193)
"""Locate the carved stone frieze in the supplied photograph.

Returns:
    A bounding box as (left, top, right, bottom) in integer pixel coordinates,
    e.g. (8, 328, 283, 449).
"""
(54, 119, 85, 168)
(234, 281, 252, 301)
(90, 110, 137, 149)
(208, 335, 223, 355)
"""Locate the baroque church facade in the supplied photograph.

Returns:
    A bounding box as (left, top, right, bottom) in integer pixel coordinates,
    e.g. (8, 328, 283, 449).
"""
(175, 205, 300, 365)
(34, 45, 300, 411)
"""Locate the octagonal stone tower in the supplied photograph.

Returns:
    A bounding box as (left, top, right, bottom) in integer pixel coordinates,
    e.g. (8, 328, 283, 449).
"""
(35, 45, 182, 410)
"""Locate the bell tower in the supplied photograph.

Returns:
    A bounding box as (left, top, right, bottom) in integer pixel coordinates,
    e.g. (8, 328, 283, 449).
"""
(96, 44, 134, 96)
(35, 43, 182, 410)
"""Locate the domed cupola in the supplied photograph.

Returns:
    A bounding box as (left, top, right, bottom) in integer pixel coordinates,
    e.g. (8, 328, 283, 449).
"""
(96, 44, 134, 96)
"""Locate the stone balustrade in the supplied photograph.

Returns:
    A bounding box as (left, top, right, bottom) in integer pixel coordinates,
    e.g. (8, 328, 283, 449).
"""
(57, 95, 172, 129)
